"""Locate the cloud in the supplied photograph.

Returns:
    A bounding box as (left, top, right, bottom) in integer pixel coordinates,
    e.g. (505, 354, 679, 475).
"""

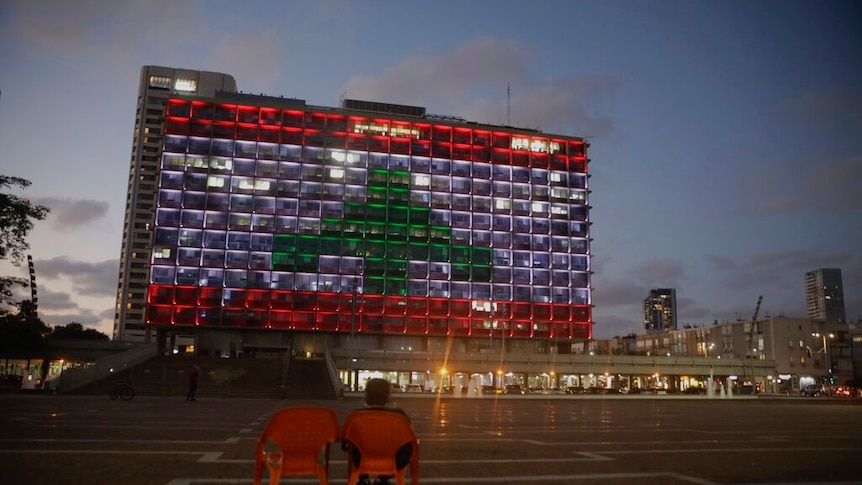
(735, 88, 862, 218)
(10, 0, 199, 60)
(98, 307, 116, 320)
(595, 312, 642, 339)
(342, 36, 617, 136)
(592, 277, 646, 308)
(33, 257, 117, 297)
(785, 87, 862, 134)
(676, 295, 711, 322)
(32, 288, 79, 311)
(742, 153, 862, 216)
(39, 306, 116, 336)
(706, 254, 736, 271)
(709, 249, 861, 290)
(35, 198, 109, 231)
(631, 259, 685, 286)
(209, 31, 283, 92)
(39, 310, 103, 328)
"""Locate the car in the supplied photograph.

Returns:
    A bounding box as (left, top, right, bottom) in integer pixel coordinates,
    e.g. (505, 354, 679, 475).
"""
(833, 386, 852, 397)
(390, 383, 403, 393)
(738, 384, 756, 395)
(480, 385, 501, 395)
(504, 384, 524, 395)
(565, 386, 585, 395)
(801, 384, 823, 397)
(404, 384, 423, 393)
(437, 385, 469, 394)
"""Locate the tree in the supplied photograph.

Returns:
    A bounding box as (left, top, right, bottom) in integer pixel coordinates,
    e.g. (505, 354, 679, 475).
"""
(47, 322, 109, 341)
(0, 300, 50, 356)
(0, 175, 50, 308)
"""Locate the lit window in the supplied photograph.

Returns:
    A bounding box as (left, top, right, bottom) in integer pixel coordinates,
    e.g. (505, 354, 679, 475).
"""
(254, 180, 271, 191)
(153, 248, 171, 258)
(207, 176, 225, 188)
(369, 122, 389, 135)
(471, 300, 496, 312)
(511, 137, 530, 151)
(530, 139, 549, 153)
(149, 76, 171, 89)
(329, 168, 345, 179)
(174, 79, 197, 92)
(414, 174, 430, 187)
(569, 191, 585, 202)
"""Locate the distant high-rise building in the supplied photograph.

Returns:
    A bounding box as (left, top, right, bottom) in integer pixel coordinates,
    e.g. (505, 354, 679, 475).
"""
(643, 289, 677, 334)
(804, 268, 846, 325)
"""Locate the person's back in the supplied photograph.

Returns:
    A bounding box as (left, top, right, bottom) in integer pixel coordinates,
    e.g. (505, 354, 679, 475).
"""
(347, 378, 413, 485)
(358, 378, 410, 420)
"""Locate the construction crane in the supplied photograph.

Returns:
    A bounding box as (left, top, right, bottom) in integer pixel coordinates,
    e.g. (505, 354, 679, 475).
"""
(744, 295, 763, 391)
(747, 295, 763, 353)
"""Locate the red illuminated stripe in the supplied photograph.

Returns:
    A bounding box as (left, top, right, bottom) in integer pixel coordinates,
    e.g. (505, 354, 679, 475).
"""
(146, 285, 591, 338)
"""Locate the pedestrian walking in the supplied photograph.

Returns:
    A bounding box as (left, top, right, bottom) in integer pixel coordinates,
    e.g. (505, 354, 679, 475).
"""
(186, 365, 200, 401)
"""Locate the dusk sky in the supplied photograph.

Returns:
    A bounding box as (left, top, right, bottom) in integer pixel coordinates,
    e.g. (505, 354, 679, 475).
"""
(1, 0, 859, 339)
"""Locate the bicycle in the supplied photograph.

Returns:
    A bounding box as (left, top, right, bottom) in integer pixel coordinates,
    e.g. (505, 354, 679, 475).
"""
(110, 381, 135, 401)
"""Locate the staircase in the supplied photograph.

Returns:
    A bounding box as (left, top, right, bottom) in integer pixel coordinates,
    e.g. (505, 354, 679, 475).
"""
(69, 354, 341, 400)
(282, 357, 339, 399)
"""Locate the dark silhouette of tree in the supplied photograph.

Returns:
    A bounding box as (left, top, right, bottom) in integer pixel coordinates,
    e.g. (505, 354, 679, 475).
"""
(47, 322, 109, 341)
(0, 300, 50, 356)
(0, 175, 50, 308)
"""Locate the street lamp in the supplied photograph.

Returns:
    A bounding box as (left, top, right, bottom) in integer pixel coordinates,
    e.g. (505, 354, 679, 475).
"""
(707, 343, 715, 398)
(348, 277, 359, 391)
(811, 331, 835, 381)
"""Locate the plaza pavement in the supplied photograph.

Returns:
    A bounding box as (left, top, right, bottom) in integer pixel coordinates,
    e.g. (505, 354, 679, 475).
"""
(0, 392, 860, 484)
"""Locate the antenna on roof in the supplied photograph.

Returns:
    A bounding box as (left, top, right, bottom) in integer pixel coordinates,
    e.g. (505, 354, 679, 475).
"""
(507, 82, 511, 126)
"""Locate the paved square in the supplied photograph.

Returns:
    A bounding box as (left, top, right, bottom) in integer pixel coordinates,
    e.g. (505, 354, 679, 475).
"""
(1, 394, 860, 484)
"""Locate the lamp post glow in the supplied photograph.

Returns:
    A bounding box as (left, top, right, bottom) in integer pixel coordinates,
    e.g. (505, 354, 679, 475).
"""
(811, 331, 835, 382)
(348, 277, 359, 392)
(707, 343, 715, 398)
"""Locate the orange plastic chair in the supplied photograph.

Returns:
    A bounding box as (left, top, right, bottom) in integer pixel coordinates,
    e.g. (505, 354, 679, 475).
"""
(342, 410, 419, 485)
(253, 406, 340, 485)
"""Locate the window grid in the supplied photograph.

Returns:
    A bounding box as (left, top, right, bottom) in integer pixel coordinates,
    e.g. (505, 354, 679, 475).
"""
(150, 99, 591, 336)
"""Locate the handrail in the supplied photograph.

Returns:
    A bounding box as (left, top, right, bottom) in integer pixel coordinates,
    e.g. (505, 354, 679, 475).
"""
(56, 343, 159, 393)
(330, 348, 777, 377)
(324, 350, 344, 399)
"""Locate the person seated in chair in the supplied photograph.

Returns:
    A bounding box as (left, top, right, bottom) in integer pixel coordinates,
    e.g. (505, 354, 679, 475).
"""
(348, 378, 413, 485)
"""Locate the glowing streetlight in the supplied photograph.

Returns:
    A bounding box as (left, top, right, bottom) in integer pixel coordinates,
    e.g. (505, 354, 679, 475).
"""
(812, 332, 835, 380)
(707, 343, 716, 398)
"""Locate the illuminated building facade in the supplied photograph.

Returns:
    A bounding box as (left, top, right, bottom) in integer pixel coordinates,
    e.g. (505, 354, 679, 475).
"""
(643, 288, 677, 335)
(114, 66, 592, 357)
